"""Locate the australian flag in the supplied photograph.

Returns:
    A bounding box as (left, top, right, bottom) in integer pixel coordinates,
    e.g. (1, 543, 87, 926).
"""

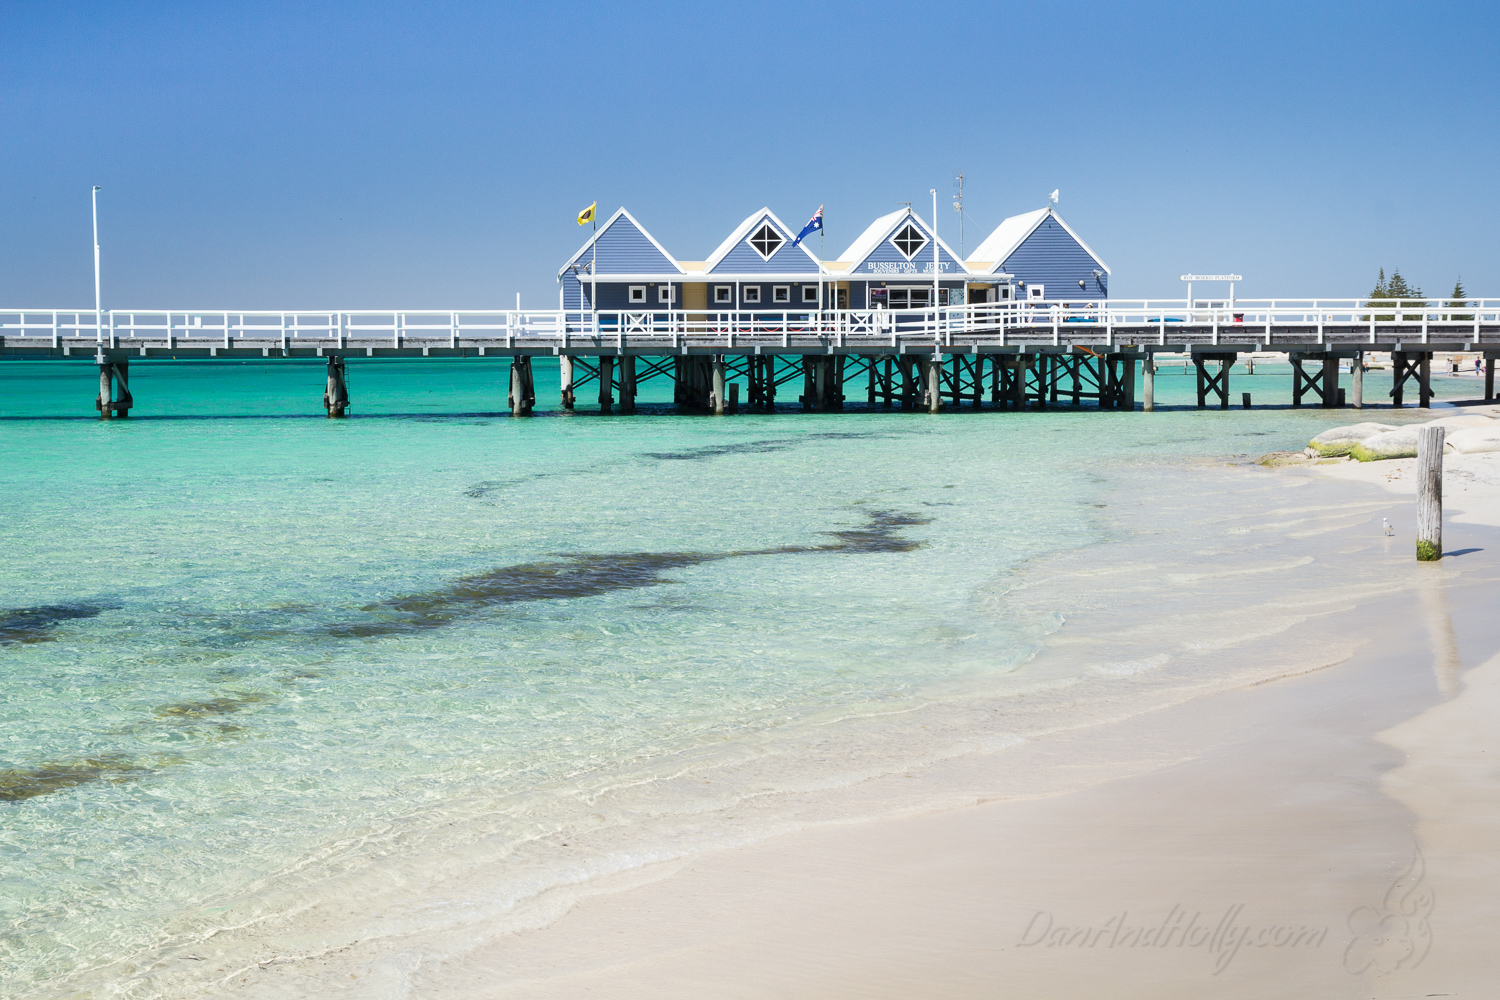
(790, 205, 823, 248)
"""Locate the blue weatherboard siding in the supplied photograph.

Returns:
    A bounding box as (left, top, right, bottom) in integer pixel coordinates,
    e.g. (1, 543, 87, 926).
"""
(1002, 216, 1108, 300)
(582, 216, 679, 275)
(851, 219, 963, 277)
(708, 216, 820, 274)
(563, 273, 584, 310)
(566, 279, 681, 311)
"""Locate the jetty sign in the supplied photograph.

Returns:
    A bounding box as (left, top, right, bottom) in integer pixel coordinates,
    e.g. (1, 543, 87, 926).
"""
(1180, 274, 1242, 282)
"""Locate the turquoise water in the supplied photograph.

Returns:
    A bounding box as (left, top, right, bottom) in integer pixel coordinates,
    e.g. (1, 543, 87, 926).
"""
(0, 358, 1476, 997)
(0, 355, 1484, 418)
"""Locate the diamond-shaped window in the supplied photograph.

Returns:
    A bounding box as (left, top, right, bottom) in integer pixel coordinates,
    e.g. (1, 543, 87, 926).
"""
(890, 223, 928, 260)
(748, 222, 784, 260)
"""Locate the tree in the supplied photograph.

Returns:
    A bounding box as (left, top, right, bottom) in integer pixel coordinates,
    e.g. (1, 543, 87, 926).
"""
(1448, 277, 1472, 321)
(1365, 267, 1425, 321)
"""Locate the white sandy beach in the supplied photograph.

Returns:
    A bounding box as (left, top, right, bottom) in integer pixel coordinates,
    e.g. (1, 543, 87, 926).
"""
(313, 434, 1500, 998)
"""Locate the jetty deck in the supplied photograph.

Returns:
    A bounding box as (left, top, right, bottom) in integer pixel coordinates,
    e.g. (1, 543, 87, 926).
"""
(4, 300, 1498, 416)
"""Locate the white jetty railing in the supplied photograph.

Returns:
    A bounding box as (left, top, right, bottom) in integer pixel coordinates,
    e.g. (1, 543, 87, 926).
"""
(2, 299, 1499, 354)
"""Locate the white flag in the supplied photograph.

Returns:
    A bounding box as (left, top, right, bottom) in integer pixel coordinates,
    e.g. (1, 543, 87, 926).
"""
(1049, 189, 1059, 204)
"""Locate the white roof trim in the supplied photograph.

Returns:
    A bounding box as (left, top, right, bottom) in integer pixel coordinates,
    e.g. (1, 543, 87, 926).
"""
(558, 207, 684, 278)
(835, 207, 971, 274)
(560, 273, 838, 282)
(704, 208, 823, 272)
(967, 207, 1111, 275)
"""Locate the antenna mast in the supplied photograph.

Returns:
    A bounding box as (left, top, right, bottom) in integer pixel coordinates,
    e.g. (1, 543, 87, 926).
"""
(953, 171, 965, 258)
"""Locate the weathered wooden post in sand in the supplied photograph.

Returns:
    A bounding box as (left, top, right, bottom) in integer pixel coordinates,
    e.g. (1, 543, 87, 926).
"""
(1417, 425, 1445, 561)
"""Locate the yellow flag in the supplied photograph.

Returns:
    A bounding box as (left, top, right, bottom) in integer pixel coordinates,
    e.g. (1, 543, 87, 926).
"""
(577, 202, 596, 226)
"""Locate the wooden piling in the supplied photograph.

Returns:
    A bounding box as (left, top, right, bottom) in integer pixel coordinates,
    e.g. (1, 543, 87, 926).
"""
(1321, 355, 1338, 409)
(508, 357, 534, 416)
(712, 357, 726, 415)
(1143, 355, 1154, 411)
(925, 357, 942, 413)
(598, 356, 614, 414)
(1419, 353, 1432, 409)
(1122, 354, 1136, 410)
(1416, 425, 1444, 561)
(1012, 355, 1027, 410)
(98, 363, 113, 419)
(1352, 352, 1363, 409)
(620, 355, 636, 414)
(1486, 356, 1495, 401)
(559, 355, 575, 409)
(324, 356, 349, 417)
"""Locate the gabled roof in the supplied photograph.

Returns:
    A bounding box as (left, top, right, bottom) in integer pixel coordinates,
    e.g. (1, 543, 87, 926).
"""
(968, 207, 1111, 275)
(834, 207, 967, 274)
(703, 207, 823, 273)
(557, 207, 683, 277)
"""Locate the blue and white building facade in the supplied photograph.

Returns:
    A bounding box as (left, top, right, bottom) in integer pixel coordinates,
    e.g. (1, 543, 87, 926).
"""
(558, 202, 1110, 314)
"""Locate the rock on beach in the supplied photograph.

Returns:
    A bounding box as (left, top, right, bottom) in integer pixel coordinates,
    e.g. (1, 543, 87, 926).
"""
(1332, 414, 1498, 462)
(1308, 422, 1397, 457)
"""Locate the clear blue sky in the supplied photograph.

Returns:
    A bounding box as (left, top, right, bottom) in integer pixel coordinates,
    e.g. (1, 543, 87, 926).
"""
(3, 1, 1496, 309)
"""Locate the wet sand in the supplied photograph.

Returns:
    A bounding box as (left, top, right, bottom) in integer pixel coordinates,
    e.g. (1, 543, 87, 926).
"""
(389, 469, 1500, 998)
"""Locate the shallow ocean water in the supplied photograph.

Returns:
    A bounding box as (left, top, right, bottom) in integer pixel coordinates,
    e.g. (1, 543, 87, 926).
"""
(0, 358, 1481, 996)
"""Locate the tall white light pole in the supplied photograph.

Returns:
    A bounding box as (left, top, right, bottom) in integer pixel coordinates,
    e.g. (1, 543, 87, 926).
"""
(92, 186, 103, 341)
(930, 189, 939, 314)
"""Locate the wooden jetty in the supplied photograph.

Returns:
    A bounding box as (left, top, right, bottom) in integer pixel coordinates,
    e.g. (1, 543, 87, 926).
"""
(2, 300, 1497, 417)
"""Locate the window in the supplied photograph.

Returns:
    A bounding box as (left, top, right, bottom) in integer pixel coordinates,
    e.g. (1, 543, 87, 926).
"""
(659, 285, 674, 303)
(802, 285, 819, 303)
(888, 287, 931, 309)
(1028, 284, 1045, 300)
(743, 285, 761, 304)
(628, 286, 646, 303)
(890, 223, 928, 260)
(715, 286, 733, 304)
(748, 222, 784, 260)
(773, 285, 790, 303)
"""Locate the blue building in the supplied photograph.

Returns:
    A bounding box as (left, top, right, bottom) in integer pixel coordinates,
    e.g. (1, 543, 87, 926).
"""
(967, 206, 1111, 302)
(558, 201, 1108, 311)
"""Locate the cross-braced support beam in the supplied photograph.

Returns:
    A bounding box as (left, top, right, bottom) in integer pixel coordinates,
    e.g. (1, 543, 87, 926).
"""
(1390, 351, 1431, 409)
(1290, 353, 1340, 408)
(1194, 352, 1237, 410)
